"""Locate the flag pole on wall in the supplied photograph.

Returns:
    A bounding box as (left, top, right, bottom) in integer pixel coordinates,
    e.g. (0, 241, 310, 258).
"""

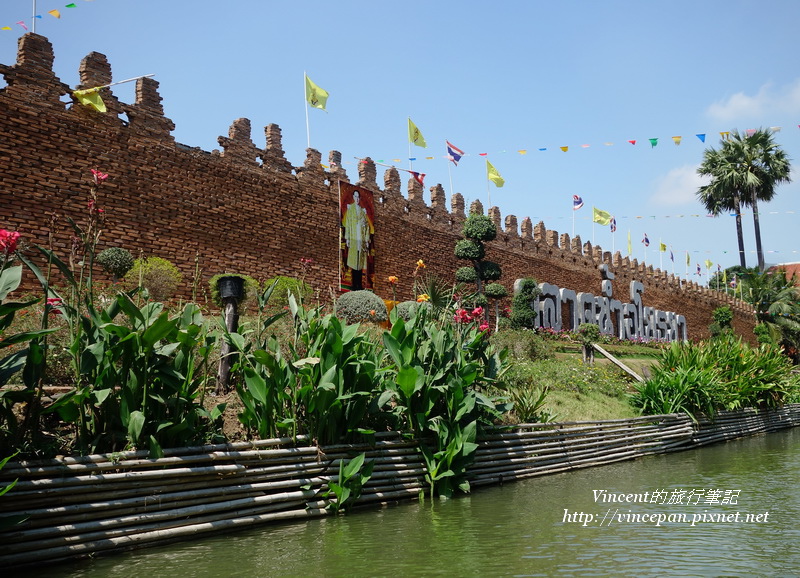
(32, 0, 36, 33)
(304, 72, 311, 148)
(303, 73, 329, 149)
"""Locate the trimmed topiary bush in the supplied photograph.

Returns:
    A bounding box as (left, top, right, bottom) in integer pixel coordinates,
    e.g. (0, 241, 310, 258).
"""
(454, 239, 485, 261)
(124, 256, 183, 301)
(336, 290, 388, 323)
(96, 247, 134, 280)
(455, 266, 478, 284)
(462, 214, 497, 242)
(393, 299, 432, 321)
(511, 278, 540, 329)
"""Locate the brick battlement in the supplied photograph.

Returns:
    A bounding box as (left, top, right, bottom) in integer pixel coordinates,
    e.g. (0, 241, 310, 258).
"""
(0, 34, 754, 340)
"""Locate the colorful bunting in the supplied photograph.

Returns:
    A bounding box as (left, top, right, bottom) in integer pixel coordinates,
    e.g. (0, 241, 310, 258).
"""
(649, 138, 658, 148)
(560, 146, 568, 152)
(48, 10, 61, 18)
(696, 134, 706, 142)
(672, 136, 681, 146)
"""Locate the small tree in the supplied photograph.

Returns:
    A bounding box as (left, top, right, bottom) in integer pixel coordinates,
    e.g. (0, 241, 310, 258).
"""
(454, 214, 502, 321)
(577, 323, 600, 365)
(709, 305, 734, 338)
(510, 278, 540, 329)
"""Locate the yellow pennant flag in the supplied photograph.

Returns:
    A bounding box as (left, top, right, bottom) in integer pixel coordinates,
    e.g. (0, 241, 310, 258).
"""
(672, 136, 682, 146)
(560, 146, 569, 152)
(304, 74, 328, 110)
(73, 88, 106, 113)
(627, 231, 632, 256)
(408, 118, 427, 148)
(48, 9, 61, 18)
(486, 160, 504, 188)
(592, 207, 612, 226)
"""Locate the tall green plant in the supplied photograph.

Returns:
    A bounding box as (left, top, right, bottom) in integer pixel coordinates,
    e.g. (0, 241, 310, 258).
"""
(380, 306, 507, 498)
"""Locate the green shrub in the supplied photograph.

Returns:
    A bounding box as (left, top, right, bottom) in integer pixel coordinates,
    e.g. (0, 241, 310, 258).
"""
(454, 239, 484, 261)
(124, 256, 183, 301)
(490, 329, 555, 361)
(484, 282, 508, 300)
(336, 290, 388, 323)
(96, 247, 134, 280)
(263, 275, 313, 308)
(455, 266, 478, 284)
(462, 214, 497, 242)
(510, 278, 540, 329)
(393, 300, 431, 321)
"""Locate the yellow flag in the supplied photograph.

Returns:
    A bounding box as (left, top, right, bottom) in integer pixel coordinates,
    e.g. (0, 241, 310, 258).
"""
(486, 160, 504, 187)
(627, 231, 632, 256)
(408, 118, 427, 148)
(659, 241, 667, 252)
(48, 9, 61, 18)
(304, 74, 328, 110)
(592, 207, 612, 226)
(705, 259, 713, 269)
(73, 88, 106, 113)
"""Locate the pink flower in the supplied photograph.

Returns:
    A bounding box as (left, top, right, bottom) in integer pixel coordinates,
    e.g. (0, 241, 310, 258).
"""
(478, 321, 490, 332)
(0, 229, 20, 254)
(46, 297, 63, 315)
(91, 169, 109, 183)
(471, 306, 484, 318)
(453, 309, 471, 324)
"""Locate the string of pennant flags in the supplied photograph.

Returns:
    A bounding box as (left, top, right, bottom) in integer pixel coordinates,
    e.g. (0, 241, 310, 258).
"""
(1, 1, 96, 33)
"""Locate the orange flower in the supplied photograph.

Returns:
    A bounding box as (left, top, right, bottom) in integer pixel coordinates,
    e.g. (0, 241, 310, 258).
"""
(416, 293, 430, 303)
(369, 309, 376, 316)
(388, 275, 398, 285)
(416, 259, 425, 269)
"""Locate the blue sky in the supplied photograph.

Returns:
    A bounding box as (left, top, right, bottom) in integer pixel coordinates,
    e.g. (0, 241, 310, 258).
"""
(3, 0, 800, 280)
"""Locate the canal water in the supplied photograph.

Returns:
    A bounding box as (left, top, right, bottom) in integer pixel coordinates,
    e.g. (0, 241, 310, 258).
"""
(39, 427, 800, 577)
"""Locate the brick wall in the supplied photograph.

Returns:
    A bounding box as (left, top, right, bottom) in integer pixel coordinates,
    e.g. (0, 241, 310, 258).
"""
(0, 34, 755, 341)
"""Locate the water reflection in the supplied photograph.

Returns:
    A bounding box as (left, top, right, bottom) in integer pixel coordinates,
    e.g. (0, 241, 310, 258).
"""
(38, 428, 800, 577)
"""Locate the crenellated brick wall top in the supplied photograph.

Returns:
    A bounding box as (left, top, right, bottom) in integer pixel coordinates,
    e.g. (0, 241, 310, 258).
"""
(0, 34, 755, 341)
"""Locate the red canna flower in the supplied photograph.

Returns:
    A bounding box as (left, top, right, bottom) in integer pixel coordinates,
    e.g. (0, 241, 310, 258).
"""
(0, 229, 20, 254)
(91, 169, 109, 183)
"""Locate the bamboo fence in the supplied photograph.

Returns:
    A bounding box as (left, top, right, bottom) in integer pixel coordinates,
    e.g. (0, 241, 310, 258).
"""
(1, 405, 799, 568)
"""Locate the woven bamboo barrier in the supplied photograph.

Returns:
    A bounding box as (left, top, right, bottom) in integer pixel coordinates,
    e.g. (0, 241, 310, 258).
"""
(1, 405, 798, 568)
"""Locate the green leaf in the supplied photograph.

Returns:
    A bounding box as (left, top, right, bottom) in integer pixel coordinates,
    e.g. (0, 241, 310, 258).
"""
(396, 366, 422, 398)
(127, 410, 145, 444)
(0, 265, 22, 301)
(342, 453, 366, 478)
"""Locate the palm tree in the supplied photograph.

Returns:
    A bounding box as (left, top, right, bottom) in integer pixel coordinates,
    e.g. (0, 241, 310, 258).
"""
(697, 129, 792, 272)
(740, 268, 800, 352)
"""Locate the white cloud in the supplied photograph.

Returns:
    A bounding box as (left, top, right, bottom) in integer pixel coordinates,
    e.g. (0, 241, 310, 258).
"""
(707, 79, 800, 122)
(650, 164, 709, 206)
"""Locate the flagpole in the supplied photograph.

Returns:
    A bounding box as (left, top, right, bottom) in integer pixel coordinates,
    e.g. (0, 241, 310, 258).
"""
(80, 74, 155, 91)
(32, 0, 36, 33)
(407, 118, 413, 172)
(572, 207, 575, 238)
(485, 160, 491, 207)
(304, 72, 311, 148)
(659, 239, 663, 270)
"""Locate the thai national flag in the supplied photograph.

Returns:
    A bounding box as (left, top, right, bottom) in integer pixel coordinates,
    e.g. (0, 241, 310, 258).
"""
(642, 233, 650, 247)
(609, 217, 617, 232)
(572, 195, 584, 211)
(446, 141, 464, 166)
(410, 171, 425, 186)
